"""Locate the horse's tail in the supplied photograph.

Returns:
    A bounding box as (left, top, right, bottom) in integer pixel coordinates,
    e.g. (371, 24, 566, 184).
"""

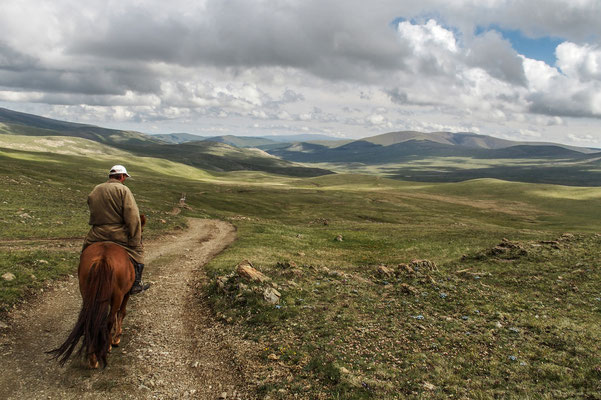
(48, 258, 113, 367)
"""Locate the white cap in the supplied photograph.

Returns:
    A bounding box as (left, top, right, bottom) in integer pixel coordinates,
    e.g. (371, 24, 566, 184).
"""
(109, 165, 130, 177)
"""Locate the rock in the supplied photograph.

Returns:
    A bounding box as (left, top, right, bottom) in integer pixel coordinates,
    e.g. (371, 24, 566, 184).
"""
(423, 382, 436, 390)
(2, 272, 15, 281)
(267, 353, 280, 360)
(275, 261, 297, 269)
(559, 233, 575, 241)
(397, 263, 414, 274)
(263, 287, 281, 304)
(376, 265, 394, 278)
(297, 252, 306, 257)
(409, 259, 438, 272)
(399, 283, 418, 295)
(237, 260, 270, 283)
(216, 276, 228, 292)
(219, 392, 228, 399)
(0, 321, 9, 329)
(37, 259, 48, 264)
(490, 239, 528, 258)
(335, 235, 343, 242)
(340, 367, 350, 374)
(328, 270, 344, 278)
(282, 268, 304, 278)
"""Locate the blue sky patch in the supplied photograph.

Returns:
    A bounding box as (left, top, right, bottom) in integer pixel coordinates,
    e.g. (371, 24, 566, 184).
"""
(476, 25, 564, 66)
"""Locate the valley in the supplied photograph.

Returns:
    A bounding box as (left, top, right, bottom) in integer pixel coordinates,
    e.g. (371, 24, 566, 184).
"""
(1, 109, 601, 398)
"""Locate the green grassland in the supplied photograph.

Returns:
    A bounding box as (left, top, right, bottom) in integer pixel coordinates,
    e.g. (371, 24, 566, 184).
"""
(2, 135, 601, 398)
(305, 154, 601, 186)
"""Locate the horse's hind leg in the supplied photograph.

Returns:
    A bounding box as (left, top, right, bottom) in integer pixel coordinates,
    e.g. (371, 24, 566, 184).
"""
(107, 296, 121, 352)
(113, 293, 130, 346)
(88, 351, 99, 369)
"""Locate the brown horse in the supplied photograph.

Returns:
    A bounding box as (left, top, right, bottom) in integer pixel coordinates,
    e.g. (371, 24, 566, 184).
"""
(49, 215, 146, 368)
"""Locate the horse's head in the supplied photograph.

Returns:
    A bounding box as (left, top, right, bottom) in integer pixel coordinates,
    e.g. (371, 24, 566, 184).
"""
(140, 214, 146, 231)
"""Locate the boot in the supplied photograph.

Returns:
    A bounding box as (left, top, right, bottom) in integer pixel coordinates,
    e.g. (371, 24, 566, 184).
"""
(130, 262, 150, 294)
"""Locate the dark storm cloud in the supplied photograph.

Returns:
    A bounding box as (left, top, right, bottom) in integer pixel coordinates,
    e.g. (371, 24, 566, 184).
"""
(0, 66, 161, 97)
(0, 42, 37, 71)
(66, 0, 409, 83)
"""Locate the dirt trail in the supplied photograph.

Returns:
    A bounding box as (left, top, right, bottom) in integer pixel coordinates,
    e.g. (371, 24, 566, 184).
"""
(0, 219, 254, 399)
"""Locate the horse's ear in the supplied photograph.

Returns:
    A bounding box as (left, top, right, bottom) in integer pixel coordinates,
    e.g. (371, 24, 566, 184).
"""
(140, 214, 146, 228)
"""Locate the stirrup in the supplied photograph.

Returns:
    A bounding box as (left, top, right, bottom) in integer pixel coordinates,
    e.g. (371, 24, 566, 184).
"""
(130, 281, 150, 294)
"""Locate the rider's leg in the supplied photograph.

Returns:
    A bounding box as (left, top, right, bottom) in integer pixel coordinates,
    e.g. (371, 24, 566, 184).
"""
(130, 262, 150, 294)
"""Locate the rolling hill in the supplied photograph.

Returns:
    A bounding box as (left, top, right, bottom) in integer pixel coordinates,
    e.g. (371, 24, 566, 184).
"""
(150, 132, 348, 145)
(201, 135, 278, 148)
(4, 107, 601, 184)
(151, 132, 206, 144)
(266, 137, 594, 163)
(0, 108, 331, 177)
(0, 107, 163, 146)
(263, 131, 601, 186)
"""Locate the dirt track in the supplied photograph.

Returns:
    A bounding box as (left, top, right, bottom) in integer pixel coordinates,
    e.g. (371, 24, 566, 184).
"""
(0, 219, 254, 399)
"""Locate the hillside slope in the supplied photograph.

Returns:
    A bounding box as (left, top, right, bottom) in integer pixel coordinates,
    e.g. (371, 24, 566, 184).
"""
(0, 108, 331, 177)
(362, 130, 598, 153)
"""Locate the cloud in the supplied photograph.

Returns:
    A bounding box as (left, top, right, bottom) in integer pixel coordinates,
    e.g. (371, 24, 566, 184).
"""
(523, 43, 601, 118)
(465, 31, 527, 86)
(556, 42, 601, 81)
(0, 42, 37, 71)
(1, 0, 601, 143)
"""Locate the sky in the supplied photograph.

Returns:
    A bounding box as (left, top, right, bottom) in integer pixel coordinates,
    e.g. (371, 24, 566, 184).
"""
(1, 0, 601, 146)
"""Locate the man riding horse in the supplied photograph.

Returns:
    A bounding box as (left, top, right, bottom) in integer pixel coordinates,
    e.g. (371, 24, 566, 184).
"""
(82, 165, 150, 294)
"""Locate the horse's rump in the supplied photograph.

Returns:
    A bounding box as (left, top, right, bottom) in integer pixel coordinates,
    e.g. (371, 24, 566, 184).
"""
(48, 242, 135, 367)
(79, 242, 134, 295)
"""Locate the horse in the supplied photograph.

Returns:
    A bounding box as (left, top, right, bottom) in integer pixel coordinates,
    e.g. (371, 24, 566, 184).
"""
(48, 215, 146, 368)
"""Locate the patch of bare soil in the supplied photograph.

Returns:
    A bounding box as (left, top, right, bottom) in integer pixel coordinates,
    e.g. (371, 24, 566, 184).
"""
(0, 219, 256, 399)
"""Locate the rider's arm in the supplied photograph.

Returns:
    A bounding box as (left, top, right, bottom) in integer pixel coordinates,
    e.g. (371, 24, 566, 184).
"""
(123, 187, 142, 247)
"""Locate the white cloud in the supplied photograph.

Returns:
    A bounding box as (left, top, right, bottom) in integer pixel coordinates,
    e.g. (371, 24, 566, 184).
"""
(1, 0, 601, 144)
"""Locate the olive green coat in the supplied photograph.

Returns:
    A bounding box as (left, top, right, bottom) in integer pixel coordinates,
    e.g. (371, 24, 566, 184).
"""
(82, 178, 144, 263)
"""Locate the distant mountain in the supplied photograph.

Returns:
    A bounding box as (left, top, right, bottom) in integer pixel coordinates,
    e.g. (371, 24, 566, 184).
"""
(202, 135, 278, 147)
(152, 133, 206, 144)
(362, 131, 598, 153)
(262, 134, 349, 142)
(0, 107, 331, 177)
(266, 131, 598, 164)
(149, 132, 349, 146)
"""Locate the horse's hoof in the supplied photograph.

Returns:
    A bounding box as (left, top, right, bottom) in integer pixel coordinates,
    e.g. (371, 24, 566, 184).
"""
(112, 337, 121, 346)
(89, 361, 99, 369)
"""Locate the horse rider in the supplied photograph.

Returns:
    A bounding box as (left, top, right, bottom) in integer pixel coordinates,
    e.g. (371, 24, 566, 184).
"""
(82, 165, 150, 294)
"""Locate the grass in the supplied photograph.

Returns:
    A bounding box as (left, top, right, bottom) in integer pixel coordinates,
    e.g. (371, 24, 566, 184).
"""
(3, 135, 601, 398)
(199, 175, 601, 398)
(308, 156, 601, 186)
(0, 249, 80, 311)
